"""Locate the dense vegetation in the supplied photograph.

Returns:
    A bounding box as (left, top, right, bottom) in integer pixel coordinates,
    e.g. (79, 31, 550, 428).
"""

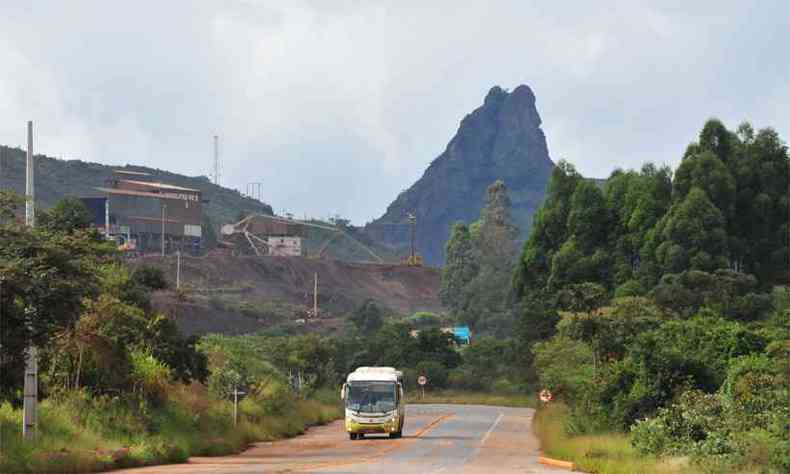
(0, 191, 526, 473)
(507, 120, 789, 472)
(2, 118, 788, 473)
(0, 193, 339, 473)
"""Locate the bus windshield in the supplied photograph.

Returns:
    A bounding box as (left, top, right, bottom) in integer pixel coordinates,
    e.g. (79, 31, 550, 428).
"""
(346, 381, 396, 413)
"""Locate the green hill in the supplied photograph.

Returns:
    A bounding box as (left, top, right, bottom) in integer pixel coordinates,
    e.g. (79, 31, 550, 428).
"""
(0, 145, 273, 245)
(0, 145, 401, 261)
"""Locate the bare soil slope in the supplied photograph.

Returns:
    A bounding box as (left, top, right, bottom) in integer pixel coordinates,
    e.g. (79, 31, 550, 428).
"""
(137, 255, 443, 336)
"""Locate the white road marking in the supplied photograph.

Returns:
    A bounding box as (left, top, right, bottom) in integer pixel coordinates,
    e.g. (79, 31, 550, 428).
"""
(433, 412, 506, 472)
(480, 412, 503, 446)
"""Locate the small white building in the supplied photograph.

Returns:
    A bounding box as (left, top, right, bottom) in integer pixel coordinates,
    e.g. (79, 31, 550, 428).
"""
(265, 236, 302, 256)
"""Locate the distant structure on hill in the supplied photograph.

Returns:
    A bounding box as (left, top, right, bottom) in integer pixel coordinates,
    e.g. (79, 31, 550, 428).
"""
(220, 213, 305, 257)
(81, 170, 203, 254)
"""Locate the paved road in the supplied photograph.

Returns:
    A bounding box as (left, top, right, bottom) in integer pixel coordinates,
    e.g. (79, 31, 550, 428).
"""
(115, 404, 570, 474)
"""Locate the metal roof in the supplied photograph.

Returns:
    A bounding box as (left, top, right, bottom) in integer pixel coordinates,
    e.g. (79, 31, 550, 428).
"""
(96, 186, 203, 200)
(119, 179, 200, 193)
(113, 170, 151, 176)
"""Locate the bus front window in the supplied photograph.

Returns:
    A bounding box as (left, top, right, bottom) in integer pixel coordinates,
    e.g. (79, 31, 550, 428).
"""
(346, 382, 396, 413)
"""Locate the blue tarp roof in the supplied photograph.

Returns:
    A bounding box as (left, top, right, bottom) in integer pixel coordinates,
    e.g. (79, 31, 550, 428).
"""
(452, 326, 471, 342)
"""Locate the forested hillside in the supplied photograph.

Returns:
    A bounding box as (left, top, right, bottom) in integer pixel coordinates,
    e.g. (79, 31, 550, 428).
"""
(514, 119, 789, 297)
(0, 145, 274, 240)
(508, 119, 790, 472)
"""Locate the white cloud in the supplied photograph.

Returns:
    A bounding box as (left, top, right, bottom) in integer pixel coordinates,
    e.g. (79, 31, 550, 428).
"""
(0, 0, 787, 223)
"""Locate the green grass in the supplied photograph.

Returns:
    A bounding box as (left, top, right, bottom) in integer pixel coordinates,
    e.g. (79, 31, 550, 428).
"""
(0, 386, 342, 474)
(405, 390, 536, 408)
(533, 403, 703, 474)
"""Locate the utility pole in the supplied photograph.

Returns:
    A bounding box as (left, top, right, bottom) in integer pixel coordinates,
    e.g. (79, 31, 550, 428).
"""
(407, 213, 416, 261)
(23, 120, 37, 440)
(161, 203, 167, 257)
(213, 135, 220, 186)
(313, 272, 318, 318)
(176, 250, 181, 290)
(25, 122, 35, 226)
(104, 198, 110, 239)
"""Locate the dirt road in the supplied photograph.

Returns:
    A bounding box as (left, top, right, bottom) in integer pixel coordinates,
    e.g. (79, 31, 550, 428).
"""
(114, 404, 570, 473)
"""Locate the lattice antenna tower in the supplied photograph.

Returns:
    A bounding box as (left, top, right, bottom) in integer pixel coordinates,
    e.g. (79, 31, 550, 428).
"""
(212, 135, 220, 186)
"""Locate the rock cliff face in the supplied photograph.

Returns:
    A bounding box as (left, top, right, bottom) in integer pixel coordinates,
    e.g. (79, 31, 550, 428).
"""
(366, 85, 554, 265)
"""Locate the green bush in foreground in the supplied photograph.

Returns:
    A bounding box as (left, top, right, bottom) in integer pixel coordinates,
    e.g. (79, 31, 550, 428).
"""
(631, 354, 789, 472)
(0, 386, 341, 474)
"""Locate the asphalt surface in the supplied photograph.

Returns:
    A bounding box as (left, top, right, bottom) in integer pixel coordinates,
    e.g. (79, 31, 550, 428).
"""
(115, 404, 570, 474)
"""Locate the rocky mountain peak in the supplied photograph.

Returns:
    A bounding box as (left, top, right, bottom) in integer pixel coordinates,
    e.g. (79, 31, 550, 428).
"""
(366, 85, 554, 265)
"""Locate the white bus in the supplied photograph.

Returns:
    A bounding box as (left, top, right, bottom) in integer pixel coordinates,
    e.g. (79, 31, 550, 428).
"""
(340, 367, 405, 440)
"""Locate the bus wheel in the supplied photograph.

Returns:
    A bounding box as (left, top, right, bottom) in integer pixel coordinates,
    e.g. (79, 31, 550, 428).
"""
(349, 433, 357, 440)
(389, 431, 402, 439)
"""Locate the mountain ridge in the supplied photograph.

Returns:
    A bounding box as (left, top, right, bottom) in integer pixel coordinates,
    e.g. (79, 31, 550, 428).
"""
(365, 85, 556, 265)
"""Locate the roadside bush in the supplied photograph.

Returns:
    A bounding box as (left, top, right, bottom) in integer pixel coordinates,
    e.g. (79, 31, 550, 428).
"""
(447, 368, 486, 391)
(630, 415, 673, 455)
(491, 378, 519, 394)
(131, 265, 168, 290)
(630, 376, 790, 473)
(533, 336, 594, 402)
(591, 314, 767, 430)
(130, 350, 172, 404)
(720, 354, 784, 427)
(460, 337, 513, 381)
(251, 377, 293, 415)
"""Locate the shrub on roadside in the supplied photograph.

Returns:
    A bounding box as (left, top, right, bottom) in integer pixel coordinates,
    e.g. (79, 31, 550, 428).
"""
(130, 350, 172, 404)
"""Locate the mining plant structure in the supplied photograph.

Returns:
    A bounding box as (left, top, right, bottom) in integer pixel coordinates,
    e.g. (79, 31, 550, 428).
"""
(219, 213, 385, 262)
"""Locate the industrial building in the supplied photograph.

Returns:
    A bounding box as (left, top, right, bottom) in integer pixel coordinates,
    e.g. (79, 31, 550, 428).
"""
(220, 214, 304, 256)
(81, 170, 203, 254)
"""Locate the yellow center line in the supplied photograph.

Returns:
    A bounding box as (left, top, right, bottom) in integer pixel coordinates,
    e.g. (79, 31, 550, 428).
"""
(292, 413, 455, 472)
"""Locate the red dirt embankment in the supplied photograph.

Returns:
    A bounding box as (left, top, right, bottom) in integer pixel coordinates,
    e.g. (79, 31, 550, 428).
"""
(135, 255, 444, 336)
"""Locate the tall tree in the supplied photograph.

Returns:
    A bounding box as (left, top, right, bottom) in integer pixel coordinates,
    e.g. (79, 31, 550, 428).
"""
(38, 197, 93, 234)
(477, 180, 519, 265)
(350, 299, 384, 335)
(441, 181, 520, 333)
(654, 187, 728, 273)
(514, 161, 582, 297)
(728, 126, 790, 281)
(567, 180, 609, 252)
(440, 223, 478, 312)
(0, 211, 113, 399)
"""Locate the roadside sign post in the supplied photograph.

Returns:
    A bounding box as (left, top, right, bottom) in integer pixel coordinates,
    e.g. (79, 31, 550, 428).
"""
(417, 375, 427, 400)
(539, 389, 553, 404)
(233, 386, 246, 426)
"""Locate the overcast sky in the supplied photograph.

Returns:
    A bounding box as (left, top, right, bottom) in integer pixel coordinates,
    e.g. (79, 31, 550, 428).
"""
(1, 1, 788, 224)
